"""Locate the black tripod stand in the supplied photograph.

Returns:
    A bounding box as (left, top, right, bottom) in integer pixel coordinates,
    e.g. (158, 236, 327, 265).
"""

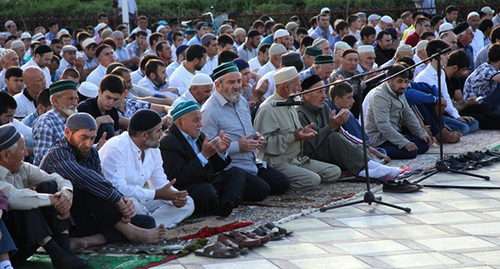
(409, 48, 490, 187)
(289, 67, 411, 213)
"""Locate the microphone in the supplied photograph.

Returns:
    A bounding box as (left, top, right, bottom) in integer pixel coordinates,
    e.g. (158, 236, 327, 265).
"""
(271, 100, 303, 107)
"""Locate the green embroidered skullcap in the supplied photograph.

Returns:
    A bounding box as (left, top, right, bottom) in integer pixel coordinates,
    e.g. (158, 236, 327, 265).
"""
(305, 46, 322, 57)
(213, 62, 239, 81)
(314, 54, 334, 65)
(171, 101, 200, 121)
(49, 80, 77, 96)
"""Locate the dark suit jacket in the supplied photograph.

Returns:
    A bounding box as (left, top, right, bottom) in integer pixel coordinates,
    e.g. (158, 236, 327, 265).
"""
(159, 123, 231, 190)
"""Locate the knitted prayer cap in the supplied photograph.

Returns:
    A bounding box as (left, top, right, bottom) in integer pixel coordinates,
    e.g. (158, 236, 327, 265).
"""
(314, 54, 334, 64)
(49, 80, 77, 96)
(301, 74, 322, 90)
(0, 124, 20, 152)
(78, 82, 99, 98)
(129, 109, 162, 131)
(0, 49, 15, 61)
(213, 62, 239, 81)
(190, 73, 213, 86)
(171, 101, 200, 121)
(273, 66, 298, 85)
(305, 46, 322, 57)
(233, 58, 249, 71)
(342, 49, 358, 58)
(66, 113, 97, 130)
(11, 40, 24, 50)
(176, 45, 189, 57)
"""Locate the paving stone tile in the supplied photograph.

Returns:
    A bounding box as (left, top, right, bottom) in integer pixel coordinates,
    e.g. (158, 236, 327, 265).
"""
(153, 265, 186, 269)
(415, 236, 496, 251)
(337, 215, 406, 227)
(374, 201, 441, 214)
(290, 255, 369, 269)
(375, 252, 460, 268)
(463, 250, 500, 265)
(451, 222, 500, 236)
(443, 199, 500, 211)
(279, 218, 331, 230)
(408, 212, 483, 224)
(296, 228, 368, 242)
(253, 243, 327, 259)
(202, 260, 280, 269)
(335, 239, 410, 255)
(373, 225, 449, 239)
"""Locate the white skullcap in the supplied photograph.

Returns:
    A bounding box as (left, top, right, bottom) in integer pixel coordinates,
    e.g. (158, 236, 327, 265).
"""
(234, 28, 246, 37)
(358, 45, 375, 54)
(0, 49, 15, 61)
(82, 38, 96, 49)
(20, 32, 31, 39)
(415, 40, 429, 52)
(62, 45, 77, 53)
(273, 66, 298, 85)
(334, 41, 351, 51)
(439, 22, 454, 34)
(396, 44, 413, 55)
(285, 22, 298, 32)
(4, 20, 14, 29)
(274, 29, 290, 39)
(57, 29, 69, 37)
(0, 33, 7, 39)
(190, 73, 213, 86)
(11, 40, 24, 50)
(78, 82, 99, 98)
(467, 12, 480, 20)
(312, 37, 328, 47)
(368, 14, 381, 22)
(380, 15, 393, 24)
(320, 7, 330, 13)
(269, 43, 287, 56)
(111, 30, 124, 38)
(32, 33, 44, 41)
(156, 25, 165, 33)
(96, 23, 107, 32)
(481, 6, 494, 14)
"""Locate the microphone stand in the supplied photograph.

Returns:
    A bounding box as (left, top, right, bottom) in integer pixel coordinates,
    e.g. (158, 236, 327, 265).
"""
(288, 65, 412, 213)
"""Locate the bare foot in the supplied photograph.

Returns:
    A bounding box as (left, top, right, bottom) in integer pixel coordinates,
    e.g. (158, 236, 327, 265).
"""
(70, 238, 88, 253)
(70, 234, 107, 252)
(128, 223, 167, 244)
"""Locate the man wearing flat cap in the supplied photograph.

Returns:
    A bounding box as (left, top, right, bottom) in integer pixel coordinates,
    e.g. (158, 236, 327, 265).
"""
(86, 44, 116, 87)
(56, 45, 85, 83)
(161, 101, 245, 216)
(0, 124, 89, 268)
(40, 113, 168, 250)
(100, 109, 195, 227)
(201, 62, 291, 202)
(254, 67, 341, 190)
(33, 80, 79, 165)
(21, 44, 53, 88)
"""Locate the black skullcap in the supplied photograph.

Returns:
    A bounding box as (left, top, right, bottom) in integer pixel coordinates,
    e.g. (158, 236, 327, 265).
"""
(0, 124, 21, 151)
(301, 74, 322, 90)
(66, 113, 97, 130)
(129, 109, 162, 132)
(34, 45, 52, 56)
(453, 22, 470, 35)
(281, 52, 302, 66)
(95, 44, 112, 58)
(248, 30, 260, 38)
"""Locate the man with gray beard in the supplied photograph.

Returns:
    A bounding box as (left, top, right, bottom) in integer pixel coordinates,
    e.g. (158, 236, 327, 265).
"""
(33, 80, 79, 165)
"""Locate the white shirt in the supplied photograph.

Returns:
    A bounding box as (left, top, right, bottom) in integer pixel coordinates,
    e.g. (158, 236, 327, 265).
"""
(257, 60, 276, 76)
(138, 76, 178, 99)
(99, 132, 173, 203)
(470, 29, 485, 60)
(56, 58, 76, 79)
(256, 70, 276, 99)
(115, 46, 131, 62)
(21, 59, 51, 88)
(13, 92, 36, 118)
(200, 55, 218, 75)
(130, 69, 144, 85)
(414, 64, 460, 119)
(248, 57, 262, 72)
(86, 64, 107, 86)
(172, 90, 197, 108)
(375, 25, 383, 35)
(118, 0, 138, 14)
(131, 27, 152, 37)
(412, 54, 426, 78)
(83, 53, 98, 69)
(0, 70, 6, 91)
(169, 62, 197, 96)
(12, 119, 32, 138)
(166, 61, 180, 78)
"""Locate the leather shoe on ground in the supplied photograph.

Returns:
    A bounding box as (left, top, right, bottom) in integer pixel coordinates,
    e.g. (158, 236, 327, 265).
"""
(383, 181, 419, 193)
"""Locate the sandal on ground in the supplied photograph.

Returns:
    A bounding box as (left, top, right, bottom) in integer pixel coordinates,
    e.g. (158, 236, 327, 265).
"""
(252, 225, 285, 241)
(194, 242, 240, 258)
(217, 235, 249, 254)
(241, 231, 271, 245)
(265, 222, 293, 236)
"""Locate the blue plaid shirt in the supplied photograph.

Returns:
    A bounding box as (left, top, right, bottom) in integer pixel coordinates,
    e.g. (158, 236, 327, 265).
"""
(33, 108, 67, 165)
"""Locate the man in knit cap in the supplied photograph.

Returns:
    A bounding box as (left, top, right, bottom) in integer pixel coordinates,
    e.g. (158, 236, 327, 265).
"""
(0, 49, 19, 90)
(302, 46, 322, 70)
(100, 109, 195, 226)
(160, 101, 245, 216)
(56, 45, 85, 82)
(254, 67, 341, 190)
(257, 43, 286, 76)
(299, 54, 334, 83)
(172, 73, 213, 108)
(201, 62, 291, 202)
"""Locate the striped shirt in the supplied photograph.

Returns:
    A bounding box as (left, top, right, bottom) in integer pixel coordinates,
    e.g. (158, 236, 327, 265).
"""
(39, 137, 122, 204)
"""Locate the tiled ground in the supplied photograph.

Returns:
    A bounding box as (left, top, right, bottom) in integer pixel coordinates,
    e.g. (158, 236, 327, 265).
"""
(153, 162, 500, 269)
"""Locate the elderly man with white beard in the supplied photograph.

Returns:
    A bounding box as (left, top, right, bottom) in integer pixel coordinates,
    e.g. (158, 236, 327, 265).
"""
(33, 80, 79, 165)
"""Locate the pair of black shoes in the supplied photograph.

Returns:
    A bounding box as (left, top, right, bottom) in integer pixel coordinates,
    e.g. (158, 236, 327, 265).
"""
(459, 151, 498, 167)
(383, 180, 423, 193)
